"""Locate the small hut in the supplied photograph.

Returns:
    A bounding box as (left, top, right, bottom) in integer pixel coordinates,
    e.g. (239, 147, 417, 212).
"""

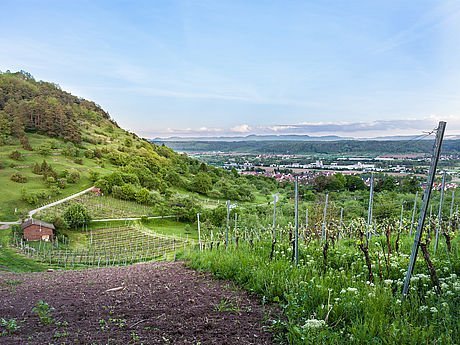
(21, 219, 55, 241)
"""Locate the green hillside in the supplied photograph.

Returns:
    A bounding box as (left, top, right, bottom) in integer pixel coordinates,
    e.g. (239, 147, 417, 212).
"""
(0, 71, 276, 222)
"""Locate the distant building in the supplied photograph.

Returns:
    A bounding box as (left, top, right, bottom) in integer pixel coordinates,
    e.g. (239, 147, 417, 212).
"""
(91, 187, 102, 196)
(21, 219, 55, 241)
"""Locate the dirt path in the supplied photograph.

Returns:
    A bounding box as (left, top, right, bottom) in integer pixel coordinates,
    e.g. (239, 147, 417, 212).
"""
(27, 186, 95, 219)
(0, 262, 274, 344)
(0, 187, 95, 225)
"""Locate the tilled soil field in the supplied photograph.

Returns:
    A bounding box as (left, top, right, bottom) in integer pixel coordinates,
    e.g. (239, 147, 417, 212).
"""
(0, 262, 274, 344)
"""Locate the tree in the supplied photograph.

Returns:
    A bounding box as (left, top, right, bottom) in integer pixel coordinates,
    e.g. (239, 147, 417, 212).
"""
(32, 162, 41, 174)
(190, 172, 212, 194)
(375, 175, 397, 192)
(400, 176, 420, 194)
(63, 204, 91, 229)
(345, 175, 366, 192)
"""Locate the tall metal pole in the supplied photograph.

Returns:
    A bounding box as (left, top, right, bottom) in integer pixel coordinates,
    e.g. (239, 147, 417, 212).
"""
(304, 207, 309, 241)
(272, 194, 278, 242)
(434, 171, 446, 254)
(197, 213, 202, 251)
(305, 207, 309, 229)
(449, 190, 455, 220)
(410, 191, 418, 236)
(403, 121, 446, 296)
(339, 207, 344, 238)
(226, 200, 230, 249)
(428, 205, 433, 235)
(321, 193, 329, 242)
(367, 173, 375, 241)
(234, 213, 238, 244)
(294, 176, 299, 265)
(399, 203, 404, 232)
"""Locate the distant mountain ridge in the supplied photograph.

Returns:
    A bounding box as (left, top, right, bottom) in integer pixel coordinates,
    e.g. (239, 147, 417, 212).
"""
(153, 134, 352, 142)
(153, 138, 460, 155)
(153, 134, 460, 142)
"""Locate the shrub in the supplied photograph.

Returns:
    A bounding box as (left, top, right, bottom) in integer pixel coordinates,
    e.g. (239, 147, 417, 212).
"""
(9, 150, 23, 161)
(10, 172, 27, 183)
(67, 169, 80, 183)
(88, 170, 100, 182)
(37, 143, 51, 156)
(57, 178, 67, 189)
(32, 162, 41, 174)
(63, 203, 91, 229)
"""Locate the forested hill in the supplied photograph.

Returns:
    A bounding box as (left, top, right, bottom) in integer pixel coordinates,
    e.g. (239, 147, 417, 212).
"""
(0, 70, 113, 145)
(155, 138, 460, 155)
(0, 71, 275, 221)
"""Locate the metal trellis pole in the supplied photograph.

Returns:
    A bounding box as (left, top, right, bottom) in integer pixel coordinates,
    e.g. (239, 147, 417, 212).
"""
(434, 171, 446, 254)
(410, 191, 418, 236)
(294, 176, 299, 266)
(226, 200, 230, 249)
(403, 121, 446, 296)
(366, 173, 374, 242)
(321, 193, 329, 242)
(197, 213, 202, 251)
(272, 194, 278, 242)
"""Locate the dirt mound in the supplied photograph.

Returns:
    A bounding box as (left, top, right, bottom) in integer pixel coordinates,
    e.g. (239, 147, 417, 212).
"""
(0, 262, 273, 344)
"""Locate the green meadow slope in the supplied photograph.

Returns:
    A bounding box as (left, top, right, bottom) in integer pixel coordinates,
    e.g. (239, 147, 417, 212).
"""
(0, 71, 276, 222)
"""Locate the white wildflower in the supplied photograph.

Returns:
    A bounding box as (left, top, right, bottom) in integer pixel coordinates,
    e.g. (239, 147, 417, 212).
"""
(347, 287, 358, 294)
(303, 319, 326, 330)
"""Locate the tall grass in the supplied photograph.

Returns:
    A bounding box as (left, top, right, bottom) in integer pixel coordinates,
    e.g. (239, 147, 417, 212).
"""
(184, 237, 459, 344)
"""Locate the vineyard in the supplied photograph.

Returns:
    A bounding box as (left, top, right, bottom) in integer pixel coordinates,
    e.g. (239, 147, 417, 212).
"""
(12, 225, 193, 268)
(35, 193, 154, 220)
(185, 193, 460, 344)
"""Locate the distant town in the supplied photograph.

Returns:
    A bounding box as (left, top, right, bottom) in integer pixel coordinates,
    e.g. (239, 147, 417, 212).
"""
(187, 151, 460, 188)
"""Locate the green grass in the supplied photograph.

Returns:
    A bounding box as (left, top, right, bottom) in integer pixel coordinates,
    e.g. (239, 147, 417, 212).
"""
(0, 124, 141, 221)
(0, 218, 195, 272)
(184, 235, 460, 344)
(0, 229, 48, 272)
(140, 218, 199, 240)
(35, 194, 153, 221)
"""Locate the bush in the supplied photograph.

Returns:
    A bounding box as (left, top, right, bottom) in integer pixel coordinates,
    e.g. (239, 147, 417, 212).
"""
(10, 172, 27, 183)
(67, 169, 80, 183)
(88, 170, 100, 182)
(45, 176, 56, 186)
(9, 150, 23, 161)
(63, 204, 91, 229)
(32, 162, 41, 174)
(57, 178, 67, 189)
(37, 143, 51, 156)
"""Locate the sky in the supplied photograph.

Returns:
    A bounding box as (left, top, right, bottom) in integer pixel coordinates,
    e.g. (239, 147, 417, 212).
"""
(1, 0, 460, 138)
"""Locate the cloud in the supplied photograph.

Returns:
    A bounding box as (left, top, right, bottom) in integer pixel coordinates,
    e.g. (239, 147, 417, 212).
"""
(268, 119, 434, 133)
(230, 124, 252, 133)
(143, 117, 460, 138)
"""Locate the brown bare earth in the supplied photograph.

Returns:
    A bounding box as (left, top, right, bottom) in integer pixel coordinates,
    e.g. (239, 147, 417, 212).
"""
(0, 262, 274, 344)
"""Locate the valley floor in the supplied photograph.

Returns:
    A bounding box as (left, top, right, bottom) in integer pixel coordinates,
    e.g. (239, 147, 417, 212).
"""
(0, 262, 273, 344)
